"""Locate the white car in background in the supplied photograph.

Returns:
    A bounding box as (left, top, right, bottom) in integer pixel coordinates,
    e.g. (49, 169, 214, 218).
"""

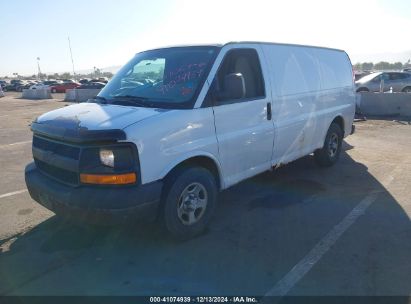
(30, 80, 62, 90)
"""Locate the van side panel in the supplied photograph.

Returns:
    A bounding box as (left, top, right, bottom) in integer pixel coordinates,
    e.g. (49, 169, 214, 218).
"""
(313, 48, 355, 140)
(262, 44, 355, 166)
(262, 44, 321, 165)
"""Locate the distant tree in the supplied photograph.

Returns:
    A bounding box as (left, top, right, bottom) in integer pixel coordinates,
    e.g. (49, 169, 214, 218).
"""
(374, 61, 391, 70)
(361, 62, 374, 71)
(353, 63, 362, 71)
(102, 72, 114, 78)
(60, 72, 71, 79)
(392, 62, 403, 70)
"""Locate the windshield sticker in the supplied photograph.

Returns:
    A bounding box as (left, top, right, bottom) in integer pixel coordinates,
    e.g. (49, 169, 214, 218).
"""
(156, 62, 207, 95)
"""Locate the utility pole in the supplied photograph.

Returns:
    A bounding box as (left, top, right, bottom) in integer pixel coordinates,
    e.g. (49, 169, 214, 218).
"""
(68, 36, 76, 80)
(37, 57, 42, 80)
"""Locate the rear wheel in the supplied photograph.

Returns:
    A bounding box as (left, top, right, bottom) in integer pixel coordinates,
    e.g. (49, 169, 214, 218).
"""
(314, 123, 343, 167)
(402, 87, 411, 93)
(162, 166, 218, 240)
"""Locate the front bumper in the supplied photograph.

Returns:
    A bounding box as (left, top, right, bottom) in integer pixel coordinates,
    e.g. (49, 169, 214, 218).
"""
(25, 162, 163, 224)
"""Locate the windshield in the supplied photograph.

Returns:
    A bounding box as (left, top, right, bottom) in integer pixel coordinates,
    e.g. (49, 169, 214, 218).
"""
(97, 46, 219, 109)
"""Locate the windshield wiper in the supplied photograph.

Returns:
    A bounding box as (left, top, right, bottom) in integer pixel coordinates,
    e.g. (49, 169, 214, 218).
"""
(111, 95, 157, 108)
(90, 96, 108, 104)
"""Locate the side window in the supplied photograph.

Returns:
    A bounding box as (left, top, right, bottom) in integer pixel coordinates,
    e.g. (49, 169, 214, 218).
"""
(372, 75, 381, 82)
(213, 49, 265, 104)
(388, 73, 408, 80)
(372, 74, 388, 82)
(388, 73, 399, 81)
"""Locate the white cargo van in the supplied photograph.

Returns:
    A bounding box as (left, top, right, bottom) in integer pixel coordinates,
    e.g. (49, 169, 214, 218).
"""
(25, 42, 355, 239)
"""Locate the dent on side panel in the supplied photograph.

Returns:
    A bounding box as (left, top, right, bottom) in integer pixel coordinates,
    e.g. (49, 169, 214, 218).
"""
(124, 108, 220, 185)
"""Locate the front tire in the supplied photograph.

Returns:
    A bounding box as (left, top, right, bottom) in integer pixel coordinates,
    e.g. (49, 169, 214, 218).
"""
(314, 123, 343, 167)
(162, 166, 218, 240)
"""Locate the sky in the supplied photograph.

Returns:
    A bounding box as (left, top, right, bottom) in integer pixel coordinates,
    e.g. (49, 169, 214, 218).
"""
(1, 0, 410, 77)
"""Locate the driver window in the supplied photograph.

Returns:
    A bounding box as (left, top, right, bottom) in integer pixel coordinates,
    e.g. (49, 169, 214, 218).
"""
(214, 49, 265, 104)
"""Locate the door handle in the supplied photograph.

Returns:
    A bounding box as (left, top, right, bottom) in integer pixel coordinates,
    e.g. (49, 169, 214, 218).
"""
(267, 102, 272, 120)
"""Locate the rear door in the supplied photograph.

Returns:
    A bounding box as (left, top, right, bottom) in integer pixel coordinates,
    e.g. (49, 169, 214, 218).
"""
(209, 46, 274, 187)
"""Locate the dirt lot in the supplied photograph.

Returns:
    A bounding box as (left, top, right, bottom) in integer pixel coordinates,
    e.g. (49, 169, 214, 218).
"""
(0, 92, 410, 298)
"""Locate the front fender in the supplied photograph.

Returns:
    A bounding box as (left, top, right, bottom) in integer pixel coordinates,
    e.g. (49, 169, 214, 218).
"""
(159, 151, 224, 189)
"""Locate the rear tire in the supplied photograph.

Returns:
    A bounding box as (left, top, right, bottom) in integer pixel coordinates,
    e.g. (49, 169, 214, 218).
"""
(314, 123, 343, 167)
(162, 166, 218, 240)
(402, 87, 411, 93)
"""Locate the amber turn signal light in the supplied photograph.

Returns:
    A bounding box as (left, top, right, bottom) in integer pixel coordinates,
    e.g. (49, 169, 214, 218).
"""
(80, 173, 137, 185)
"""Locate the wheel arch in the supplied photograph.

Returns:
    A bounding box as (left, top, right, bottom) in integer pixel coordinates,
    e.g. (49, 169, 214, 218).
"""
(331, 115, 345, 136)
(160, 153, 224, 190)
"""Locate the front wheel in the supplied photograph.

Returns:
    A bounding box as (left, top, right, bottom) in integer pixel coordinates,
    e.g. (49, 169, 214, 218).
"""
(162, 166, 218, 240)
(314, 123, 343, 167)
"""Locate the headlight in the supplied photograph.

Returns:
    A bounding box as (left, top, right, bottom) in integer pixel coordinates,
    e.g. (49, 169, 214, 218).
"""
(99, 149, 115, 168)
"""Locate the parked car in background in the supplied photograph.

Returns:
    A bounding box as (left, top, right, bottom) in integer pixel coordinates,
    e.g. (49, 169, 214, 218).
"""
(59, 79, 76, 83)
(50, 82, 80, 93)
(30, 80, 62, 90)
(15, 80, 39, 92)
(0, 80, 8, 90)
(4, 80, 24, 91)
(97, 77, 109, 83)
(79, 78, 91, 84)
(15, 81, 32, 92)
(355, 72, 411, 93)
(77, 82, 106, 89)
(402, 68, 411, 73)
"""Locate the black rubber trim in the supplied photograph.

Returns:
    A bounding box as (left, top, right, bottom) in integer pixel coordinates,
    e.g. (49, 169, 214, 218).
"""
(31, 122, 126, 144)
(33, 146, 79, 172)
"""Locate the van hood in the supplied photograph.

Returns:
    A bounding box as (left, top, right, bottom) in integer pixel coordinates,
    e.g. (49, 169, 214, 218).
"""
(33, 103, 166, 142)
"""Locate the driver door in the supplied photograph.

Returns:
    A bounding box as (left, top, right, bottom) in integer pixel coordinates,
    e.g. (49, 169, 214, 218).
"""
(210, 47, 274, 188)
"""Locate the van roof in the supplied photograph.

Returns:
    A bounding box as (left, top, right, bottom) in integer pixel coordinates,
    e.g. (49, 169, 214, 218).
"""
(225, 41, 345, 53)
(142, 41, 345, 53)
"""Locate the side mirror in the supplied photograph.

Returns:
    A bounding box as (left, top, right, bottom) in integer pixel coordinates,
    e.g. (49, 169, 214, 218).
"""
(220, 73, 246, 101)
